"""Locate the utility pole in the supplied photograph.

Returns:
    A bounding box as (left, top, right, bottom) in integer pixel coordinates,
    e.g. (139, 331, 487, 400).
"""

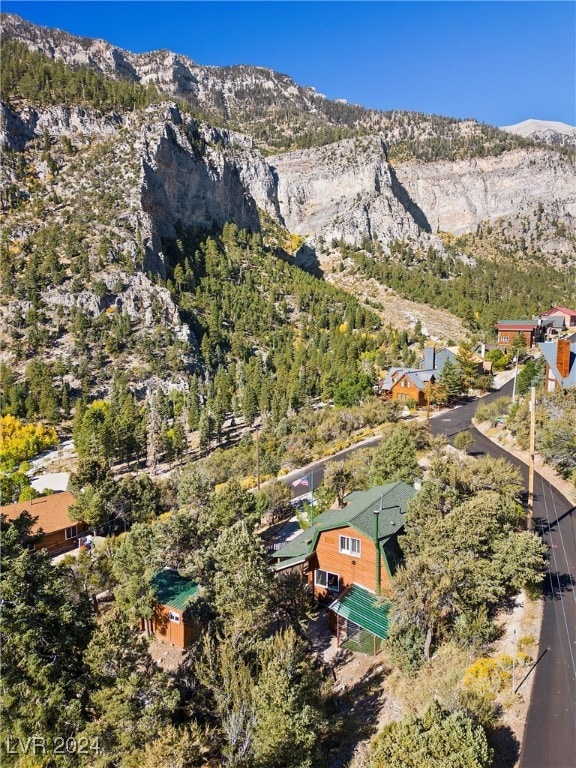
(527, 386, 536, 531)
(511, 355, 519, 404)
(255, 428, 260, 491)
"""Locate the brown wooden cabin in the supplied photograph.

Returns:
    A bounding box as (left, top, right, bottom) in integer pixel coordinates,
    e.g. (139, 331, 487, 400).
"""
(495, 320, 547, 353)
(1, 491, 88, 556)
(377, 367, 436, 407)
(142, 569, 199, 649)
(274, 483, 416, 647)
(389, 371, 435, 407)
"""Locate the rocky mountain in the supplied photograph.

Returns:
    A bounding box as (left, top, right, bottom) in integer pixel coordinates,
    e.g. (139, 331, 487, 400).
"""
(0, 12, 541, 159)
(1, 14, 575, 399)
(501, 119, 576, 148)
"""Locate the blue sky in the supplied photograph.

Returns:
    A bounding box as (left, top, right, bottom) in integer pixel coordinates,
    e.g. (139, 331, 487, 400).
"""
(3, 2, 575, 126)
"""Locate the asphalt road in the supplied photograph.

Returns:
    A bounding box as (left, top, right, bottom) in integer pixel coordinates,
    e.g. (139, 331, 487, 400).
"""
(287, 381, 576, 766)
(429, 382, 576, 768)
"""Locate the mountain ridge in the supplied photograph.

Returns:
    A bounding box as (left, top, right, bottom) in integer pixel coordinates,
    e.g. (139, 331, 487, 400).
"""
(1, 13, 575, 401)
(501, 118, 576, 148)
(1, 11, 549, 160)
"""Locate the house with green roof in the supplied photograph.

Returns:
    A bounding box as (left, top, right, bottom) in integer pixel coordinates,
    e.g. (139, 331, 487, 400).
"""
(274, 481, 416, 650)
(142, 568, 199, 648)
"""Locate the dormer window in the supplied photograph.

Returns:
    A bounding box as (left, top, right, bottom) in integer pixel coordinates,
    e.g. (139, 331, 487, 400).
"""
(339, 535, 361, 556)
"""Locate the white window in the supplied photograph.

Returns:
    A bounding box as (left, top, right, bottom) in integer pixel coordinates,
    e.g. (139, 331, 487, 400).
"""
(314, 569, 340, 592)
(339, 535, 361, 556)
(500, 335, 509, 343)
(168, 611, 181, 623)
(65, 525, 78, 540)
(401, 380, 408, 387)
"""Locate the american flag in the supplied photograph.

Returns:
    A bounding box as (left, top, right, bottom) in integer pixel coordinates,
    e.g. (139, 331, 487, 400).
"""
(292, 474, 310, 488)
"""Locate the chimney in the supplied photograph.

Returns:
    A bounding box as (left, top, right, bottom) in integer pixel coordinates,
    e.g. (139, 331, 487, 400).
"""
(480, 342, 486, 359)
(557, 339, 571, 379)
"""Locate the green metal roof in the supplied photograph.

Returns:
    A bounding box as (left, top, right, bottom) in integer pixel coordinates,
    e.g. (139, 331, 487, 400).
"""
(273, 554, 309, 572)
(151, 569, 199, 612)
(274, 482, 415, 563)
(343, 482, 416, 541)
(329, 585, 391, 639)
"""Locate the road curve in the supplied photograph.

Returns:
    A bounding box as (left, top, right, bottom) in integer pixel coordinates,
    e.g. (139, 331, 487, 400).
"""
(286, 382, 576, 766)
(430, 385, 576, 768)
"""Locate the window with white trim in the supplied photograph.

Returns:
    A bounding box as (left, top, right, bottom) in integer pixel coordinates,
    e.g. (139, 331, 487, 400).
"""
(500, 335, 509, 343)
(339, 535, 361, 556)
(65, 525, 78, 540)
(168, 611, 181, 623)
(314, 569, 340, 592)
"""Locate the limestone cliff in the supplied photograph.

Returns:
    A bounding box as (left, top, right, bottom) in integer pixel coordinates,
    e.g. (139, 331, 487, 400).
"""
(394, 149, 576, 235)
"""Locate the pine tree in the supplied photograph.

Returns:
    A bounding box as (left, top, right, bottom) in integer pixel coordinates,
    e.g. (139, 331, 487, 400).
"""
(370, 424, 421, 485)
(1, 520, 95, 744)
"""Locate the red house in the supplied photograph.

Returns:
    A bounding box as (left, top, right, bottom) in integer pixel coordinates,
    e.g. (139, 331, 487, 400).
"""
(1, 491, 88, 556)
(274, 482, 416, 651)
(540, 306, 576, 330)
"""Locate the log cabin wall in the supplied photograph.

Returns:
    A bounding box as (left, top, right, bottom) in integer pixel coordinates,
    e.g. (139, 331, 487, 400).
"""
(310, 526, 389, 599)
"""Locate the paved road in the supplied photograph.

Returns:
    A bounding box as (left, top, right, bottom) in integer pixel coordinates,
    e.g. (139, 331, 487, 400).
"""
(428, 382, 576, 768)
(287, 382, 576, 766)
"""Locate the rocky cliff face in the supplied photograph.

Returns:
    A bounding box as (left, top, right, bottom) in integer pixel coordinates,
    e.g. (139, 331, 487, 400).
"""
(1, 12, 536, 158)
(130, 105, 280, 272)
(2, 95, 574, 267)
(1, 98, 280, 273)
(270, 136, 426, 245)
(394, 149, 576, 235)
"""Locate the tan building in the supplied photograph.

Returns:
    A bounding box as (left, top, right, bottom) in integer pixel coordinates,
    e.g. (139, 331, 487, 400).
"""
(1, 491, 88, 555)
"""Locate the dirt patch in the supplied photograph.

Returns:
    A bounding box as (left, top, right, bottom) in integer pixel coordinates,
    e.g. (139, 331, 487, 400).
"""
(307, 610, 402, 768)
(148, 639, 186, 672)
(319, 256, 468, 344)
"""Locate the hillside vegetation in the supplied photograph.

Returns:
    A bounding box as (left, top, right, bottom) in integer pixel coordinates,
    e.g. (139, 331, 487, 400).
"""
(0, 31, 553, 162)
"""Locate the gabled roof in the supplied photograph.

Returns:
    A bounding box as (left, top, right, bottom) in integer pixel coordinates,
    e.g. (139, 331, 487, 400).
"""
(420, 346, 458, 372)
(496, 319, 540, 328)
(329, 584, 391, 639)
(380, 367, 408, 390)
(382, 368, 436, 392)
(541, 306, 576, 317)
(402, 369, 436, 391)
(151, 569, 199, 611)
(538, 340, 576, 388)
(1, 491, 78, 534)
(274, 482, 416, 565)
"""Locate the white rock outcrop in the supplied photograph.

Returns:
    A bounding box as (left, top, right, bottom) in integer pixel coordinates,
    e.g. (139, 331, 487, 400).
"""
(394, 149, 576, 234)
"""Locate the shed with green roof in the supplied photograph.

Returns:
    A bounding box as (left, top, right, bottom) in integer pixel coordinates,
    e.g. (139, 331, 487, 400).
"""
(143, 569, 200, 648)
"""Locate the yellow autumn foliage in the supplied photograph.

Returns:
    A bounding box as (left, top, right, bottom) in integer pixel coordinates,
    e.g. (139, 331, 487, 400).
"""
(0, 415, 58, 468)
